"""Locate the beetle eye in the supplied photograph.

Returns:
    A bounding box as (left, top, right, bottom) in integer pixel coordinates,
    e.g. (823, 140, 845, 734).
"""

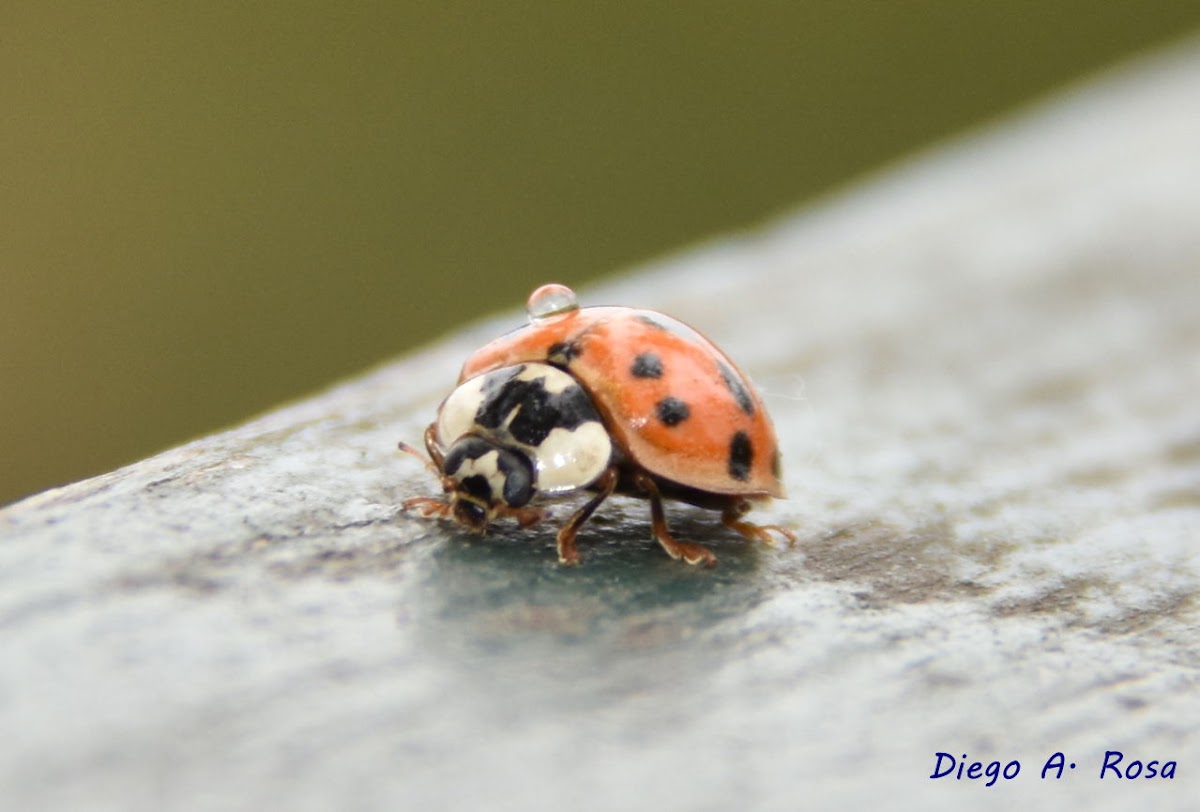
(453, 499, 488, 531)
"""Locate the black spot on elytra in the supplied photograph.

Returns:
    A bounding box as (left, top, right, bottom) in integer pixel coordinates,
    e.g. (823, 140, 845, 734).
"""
(655, 396, 690, 427)
(475, 367, 601, 447)
(546, 339, 584, 367)
(728, 431, 753, 481)
(631, 352, 664, 378)
(718, 361, 755, 416)
(771, 448, 782, 481)
(635, 314, 668, 331)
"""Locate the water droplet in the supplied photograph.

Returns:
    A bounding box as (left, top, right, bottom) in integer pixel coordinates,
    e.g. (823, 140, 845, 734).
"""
(526, 283, 579, 321)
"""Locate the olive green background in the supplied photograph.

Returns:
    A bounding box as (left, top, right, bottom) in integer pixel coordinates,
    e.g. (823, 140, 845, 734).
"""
(3, 3, 1198, 506)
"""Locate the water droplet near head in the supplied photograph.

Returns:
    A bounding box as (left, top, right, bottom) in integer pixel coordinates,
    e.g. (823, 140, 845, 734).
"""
(526, 283, 579, 322)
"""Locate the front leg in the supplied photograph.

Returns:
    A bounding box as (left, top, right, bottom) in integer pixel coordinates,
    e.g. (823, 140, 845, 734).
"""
(554, 467, 618, 565)
(402, 496, 451, 520)
(422, 422, 446, 469)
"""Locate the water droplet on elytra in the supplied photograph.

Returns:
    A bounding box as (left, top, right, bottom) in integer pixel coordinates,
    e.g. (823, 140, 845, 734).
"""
(526, 283, 579, 321)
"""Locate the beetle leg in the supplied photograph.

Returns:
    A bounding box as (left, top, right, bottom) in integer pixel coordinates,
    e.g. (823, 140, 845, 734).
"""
(495, 504, 549, 528)
(397, 423, 446, 476)
(399, 423, 463, 509)
(402, 496, 451, 519)
(401, 423, 452, 489)
(422, 423, 446, 469)
(634, 473, 717, 567)
(555, 467, 618, 565)
(721, 499, 797, 546)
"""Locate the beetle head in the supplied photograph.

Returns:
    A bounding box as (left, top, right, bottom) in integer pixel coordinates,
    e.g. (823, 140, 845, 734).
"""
(440, 435, 535, 533)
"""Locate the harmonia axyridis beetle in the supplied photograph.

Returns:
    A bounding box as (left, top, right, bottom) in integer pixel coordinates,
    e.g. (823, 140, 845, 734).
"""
(400, 283, 793, 566)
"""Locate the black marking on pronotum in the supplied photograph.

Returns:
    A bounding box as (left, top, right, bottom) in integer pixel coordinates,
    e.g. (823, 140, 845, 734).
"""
(728, 431, 753, 481)
(655, 396, 690, 427)
(546, 339, 584, 367)
(458, 474, 494, 502)
(478, 364, 524, 398)
(630, 352, 664, 379)
(443, 435, 535, 507)
(475, 368, 601, 448)
(718, 361, 755, 416)
(442, 435, 489, 477)
(493, 446, 535, 506)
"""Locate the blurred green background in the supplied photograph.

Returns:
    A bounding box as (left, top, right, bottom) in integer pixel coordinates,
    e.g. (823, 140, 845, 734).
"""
(4, 3, 1199, 505)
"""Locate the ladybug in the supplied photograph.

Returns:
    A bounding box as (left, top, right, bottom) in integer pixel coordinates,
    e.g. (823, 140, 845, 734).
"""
(400, 283, 793, 565)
